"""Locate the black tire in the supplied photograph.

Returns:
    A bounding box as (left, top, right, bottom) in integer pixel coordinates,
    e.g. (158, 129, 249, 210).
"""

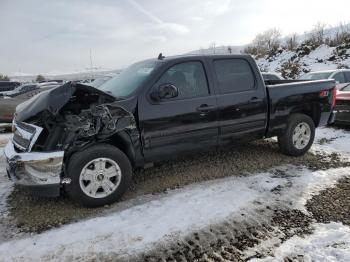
(278, 114, 315, 156)
(65, 144, 132, 207)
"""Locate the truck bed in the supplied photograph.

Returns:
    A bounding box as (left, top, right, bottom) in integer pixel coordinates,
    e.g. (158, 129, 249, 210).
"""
(265, 79, 336, 137)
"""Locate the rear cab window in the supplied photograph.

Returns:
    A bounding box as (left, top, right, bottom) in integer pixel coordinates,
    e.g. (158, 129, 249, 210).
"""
(213, 59, 255, 93)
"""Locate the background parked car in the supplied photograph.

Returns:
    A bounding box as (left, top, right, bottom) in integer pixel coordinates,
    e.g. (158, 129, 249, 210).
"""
(0, 81, 20, 94)
(88, 74, 117, 88)
(261, 72, 284, 81)
(2, 83, 39, 97)
(0, 82, 61, 122)
(299, 69, 350, 90)
(38, 79, 65, 84)
(335, 85, 350, 125)
(80, 78, 95, 84)
(38, 81, 61, 89)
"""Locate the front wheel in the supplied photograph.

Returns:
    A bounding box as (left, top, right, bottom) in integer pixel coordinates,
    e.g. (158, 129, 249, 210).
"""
(278, 114, 315, 156)
(65, 144, 132, 207)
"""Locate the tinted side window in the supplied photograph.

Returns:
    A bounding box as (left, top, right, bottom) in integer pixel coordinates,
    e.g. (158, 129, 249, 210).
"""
(156, 61, 209, 100)
(213, 59, 255, 93)
(333, 72, 345, 83)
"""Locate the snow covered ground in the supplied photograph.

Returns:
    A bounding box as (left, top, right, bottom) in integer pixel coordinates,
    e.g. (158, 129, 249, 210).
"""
(0, 126, 349, 261)
(253, 222, 350, 262)
(0, 165, 348, 261)
(315, 127, 350, 156)
(256, 44, 350, 78)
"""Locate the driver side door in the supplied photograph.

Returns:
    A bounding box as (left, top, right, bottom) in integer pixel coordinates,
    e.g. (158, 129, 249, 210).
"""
(139, 60, 219, 162)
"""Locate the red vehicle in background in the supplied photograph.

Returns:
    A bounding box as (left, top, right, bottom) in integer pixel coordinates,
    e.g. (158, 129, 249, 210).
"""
(335, 85, 350, 125)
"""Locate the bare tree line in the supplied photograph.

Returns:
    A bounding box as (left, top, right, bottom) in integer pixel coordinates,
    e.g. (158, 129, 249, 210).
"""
(244, 22, 350, 57)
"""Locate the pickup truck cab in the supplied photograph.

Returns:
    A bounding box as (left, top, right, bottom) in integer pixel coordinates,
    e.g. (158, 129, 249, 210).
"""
(4, 55, 337, 207)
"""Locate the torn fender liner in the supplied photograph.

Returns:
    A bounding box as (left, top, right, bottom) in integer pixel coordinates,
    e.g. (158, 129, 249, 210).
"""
(64, 104, 136, 140)
(15, 83, 115, 122)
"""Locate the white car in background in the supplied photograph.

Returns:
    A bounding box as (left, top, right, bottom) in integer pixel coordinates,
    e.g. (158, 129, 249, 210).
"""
(261, 72, 284, 81)
(299, 69, 350, 90)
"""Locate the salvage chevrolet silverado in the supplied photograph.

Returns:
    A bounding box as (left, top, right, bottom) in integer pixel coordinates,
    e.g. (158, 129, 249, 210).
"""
(4, 55, 337, 207)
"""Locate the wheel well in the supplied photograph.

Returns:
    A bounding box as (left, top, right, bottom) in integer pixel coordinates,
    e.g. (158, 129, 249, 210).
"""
(106, 133, 135, 165)
(290, 103, 320, 127)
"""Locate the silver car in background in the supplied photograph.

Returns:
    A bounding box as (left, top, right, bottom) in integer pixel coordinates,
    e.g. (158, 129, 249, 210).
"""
(261, 72, 284, 81)
(0, 82, 62, 122)
(299, 69, 350, 90)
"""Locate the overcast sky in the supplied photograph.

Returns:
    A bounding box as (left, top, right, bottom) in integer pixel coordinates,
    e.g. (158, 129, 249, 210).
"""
(1, 0, 350, 75)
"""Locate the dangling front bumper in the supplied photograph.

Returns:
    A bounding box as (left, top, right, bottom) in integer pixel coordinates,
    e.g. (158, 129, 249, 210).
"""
(4, 139, 64, 197)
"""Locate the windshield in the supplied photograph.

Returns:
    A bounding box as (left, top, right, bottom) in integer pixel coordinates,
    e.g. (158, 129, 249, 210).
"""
(299, 72, 333, 80)
(99, 60, 157, 98)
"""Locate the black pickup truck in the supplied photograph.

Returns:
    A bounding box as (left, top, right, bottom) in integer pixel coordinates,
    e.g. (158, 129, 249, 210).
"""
(4, 55, 337, 207)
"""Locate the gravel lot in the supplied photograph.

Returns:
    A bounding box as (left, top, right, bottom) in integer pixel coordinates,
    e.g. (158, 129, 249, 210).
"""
(2, 139, 348, 236)
(307, 176, 350, 226)
(134, 208, 313, 262)
(0, 126, 350, 261)
(133, 169, 350, 262)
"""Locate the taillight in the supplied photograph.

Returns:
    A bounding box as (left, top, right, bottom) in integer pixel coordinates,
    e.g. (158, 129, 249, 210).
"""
(319, 88, 337, 108)
(319, 90, 329, 97)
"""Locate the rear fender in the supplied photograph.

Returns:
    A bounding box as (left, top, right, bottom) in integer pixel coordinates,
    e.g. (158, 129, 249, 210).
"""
(267, 102, 321, 137)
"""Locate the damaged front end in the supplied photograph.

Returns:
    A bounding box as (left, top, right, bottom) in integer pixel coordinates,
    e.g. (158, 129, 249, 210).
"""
(4, 82, 136, 197)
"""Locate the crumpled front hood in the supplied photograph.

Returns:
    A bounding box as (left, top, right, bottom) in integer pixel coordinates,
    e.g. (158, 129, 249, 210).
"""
(15, 82, 115, 122)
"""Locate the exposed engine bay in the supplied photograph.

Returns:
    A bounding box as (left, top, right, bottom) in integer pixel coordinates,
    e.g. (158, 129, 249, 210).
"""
(13, 82, 136, 154)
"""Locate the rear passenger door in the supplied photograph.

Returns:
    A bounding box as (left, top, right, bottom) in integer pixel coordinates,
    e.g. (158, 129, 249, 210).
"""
(211, 58, 268, 145)
(139, 60, 219, 162)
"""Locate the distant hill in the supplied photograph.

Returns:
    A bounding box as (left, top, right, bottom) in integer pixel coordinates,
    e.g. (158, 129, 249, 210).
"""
(254, 24, 350, 79)
(9, 69, 122, 83)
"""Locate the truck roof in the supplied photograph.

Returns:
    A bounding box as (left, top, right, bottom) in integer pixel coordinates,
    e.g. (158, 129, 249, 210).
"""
(151, 54, 253, 63)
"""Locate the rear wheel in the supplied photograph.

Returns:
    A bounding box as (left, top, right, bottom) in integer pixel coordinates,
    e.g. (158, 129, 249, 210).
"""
(278, 114, 315, 156)
(65, 144, 132, 207)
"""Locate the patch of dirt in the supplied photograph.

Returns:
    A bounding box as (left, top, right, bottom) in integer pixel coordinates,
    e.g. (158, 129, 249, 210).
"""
(126, 209, 312, 262)
(270, 209, 312, 239)
(306, 176, 350, 225)
(4, 140, 350, 234)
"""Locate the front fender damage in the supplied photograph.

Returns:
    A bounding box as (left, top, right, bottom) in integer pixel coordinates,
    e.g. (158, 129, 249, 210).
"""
(64, 104, 136, 141)
(8, 82, 137, 195)
(16, 82, 137, 154)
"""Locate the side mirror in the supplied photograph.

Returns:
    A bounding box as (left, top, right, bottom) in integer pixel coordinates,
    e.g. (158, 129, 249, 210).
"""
(150, 84, 179, 101)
